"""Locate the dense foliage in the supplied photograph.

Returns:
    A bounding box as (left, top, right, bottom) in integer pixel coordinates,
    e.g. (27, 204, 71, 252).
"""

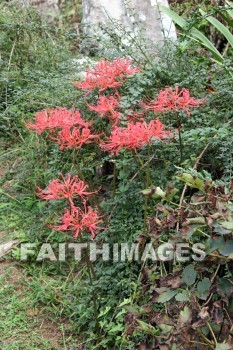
(0, 1, 232, 349)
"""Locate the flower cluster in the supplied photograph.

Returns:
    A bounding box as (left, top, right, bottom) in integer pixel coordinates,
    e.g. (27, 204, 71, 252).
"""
(26, 108, 88, 134)
(50, 126, 100, 150)
(53, 206, 103, 239)
(73, 57, 140, 93)
(36, 174, 95, 202)
(26, 107, 99, 150)
(141, 86, 205, 117)
(37, 174, 103, 239)
(25, 57, 205, 242)
(100, 119, 169, 155)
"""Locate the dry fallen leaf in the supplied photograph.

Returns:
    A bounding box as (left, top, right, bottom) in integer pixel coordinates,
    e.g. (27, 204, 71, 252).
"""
(27, 308, 39, 316)
(0, 240, 19, 258)
(199, 306, 210, 320)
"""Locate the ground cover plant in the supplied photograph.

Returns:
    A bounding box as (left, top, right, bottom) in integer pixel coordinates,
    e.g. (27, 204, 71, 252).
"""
(0, 1, 233, 349)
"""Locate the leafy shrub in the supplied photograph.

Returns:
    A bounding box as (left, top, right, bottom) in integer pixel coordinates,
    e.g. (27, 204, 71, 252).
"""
(1, 3, 233, 348)
(0, 1, 78, 136)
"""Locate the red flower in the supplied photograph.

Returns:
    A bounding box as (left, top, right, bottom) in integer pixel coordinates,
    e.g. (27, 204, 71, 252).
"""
(51, 207, 74, 232)
(100, 118, 169, 155)
(36, 174, 95, 202)
(88, 96, 119, 115)
(50, 126, 99, 150)
(73, 57, 140, 93)
(25, 108, 89, 134)
(87, 95, 121, 125)
(141, 86, 205, 117)
(79, 206, 104, 239)
(52, 206, 104, 239)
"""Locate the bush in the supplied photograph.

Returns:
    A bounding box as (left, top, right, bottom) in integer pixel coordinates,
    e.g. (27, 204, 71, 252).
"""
(1, 2, 232, 348)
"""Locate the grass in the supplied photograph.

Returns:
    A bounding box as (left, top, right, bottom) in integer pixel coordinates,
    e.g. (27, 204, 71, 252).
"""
(0, 230, 82, 349)
(0, 160, 82, 350)
(0, 260, 63, 349)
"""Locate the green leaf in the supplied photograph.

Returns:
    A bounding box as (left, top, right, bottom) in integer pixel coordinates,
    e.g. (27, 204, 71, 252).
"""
(175, 291, 190, 302)
(197, 278, 211, 294)
(108, 324, 124, 333)
(226, 1, 233, 19)
(136, 320, 159, 335)
(176, 173, 205, 191)
(187, 29, 223, 63)
(217, 278, 233, 298)
(179, 305, 192, 324)
(156, 289, 178, 303)
(185, 217, 206, 225)
(215, 343, 231, 350)
(115, 309, 127, 319)
(151, 187, 166, 199)
(159, 4, 223, 63)
(119, 183, 129, 193)
(182, 224, 203, 239)
(98, 306, 111, 318)
(141, 188, 153, 195)
(0, 203, 10, 209)
(200, 9, 233, 50)
(219, 240, 233, 256)
(140, 186, 165, 198)
(118, 298, 131, 307)
(99, 320, 107, 328)
(158, 4, 188, 28)
(221, 221, 233, 231)
(182, 266, 197, 286)
(205, 237, 224, 254)
(159, 323, 173, 333)
(215, 9, 233, 28)
(213, 222, 232, 235)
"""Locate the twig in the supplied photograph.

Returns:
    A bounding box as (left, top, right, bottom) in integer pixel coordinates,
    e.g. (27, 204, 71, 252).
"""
(197, 330, 215, 350)
(207, 321, 218, 346)
(197, 300, 217, 347)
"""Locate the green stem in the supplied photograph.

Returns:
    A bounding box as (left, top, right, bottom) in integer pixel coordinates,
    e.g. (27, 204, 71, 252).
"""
(143, 196, 148, 235)
(207, 321, 217, 346)
(133, 148, 144, 168)
(143, 147, 150, 235)
(178, 126, 183, 164)
(84, 249, 99, 334)
(112, 162, 117, 199)
(133, 148, 152, 234)
(176, 114, 183, 164)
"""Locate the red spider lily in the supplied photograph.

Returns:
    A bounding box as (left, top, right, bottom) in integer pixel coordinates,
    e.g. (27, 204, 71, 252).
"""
(141, 86, 205, 117)
(52, 206, 104, 239)
(100, 118, 169, 155)
(94, 57, 140, 79)
(36, 174, 96, 202)
(25, 108, 89, 134)
(88, 96, 119, 115)
(72, 57, 140, 93)
(87, 96, 121, 125)
(79, 206, 104, 239)
(50, 126, 99, 150)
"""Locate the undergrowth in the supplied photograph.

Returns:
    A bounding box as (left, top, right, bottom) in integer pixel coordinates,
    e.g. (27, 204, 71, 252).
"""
(0, 1, 233, 350)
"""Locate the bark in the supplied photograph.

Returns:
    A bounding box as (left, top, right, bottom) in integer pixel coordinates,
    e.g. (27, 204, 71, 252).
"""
(82, 0, 177, 43)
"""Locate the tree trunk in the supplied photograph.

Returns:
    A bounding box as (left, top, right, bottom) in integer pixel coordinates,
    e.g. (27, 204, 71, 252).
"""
(82, 0, 176, 44)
